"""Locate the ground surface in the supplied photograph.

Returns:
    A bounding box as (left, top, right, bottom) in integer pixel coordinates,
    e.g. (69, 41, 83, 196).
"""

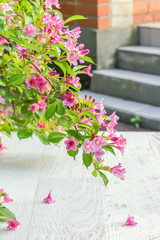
(115, 121, 151, 131)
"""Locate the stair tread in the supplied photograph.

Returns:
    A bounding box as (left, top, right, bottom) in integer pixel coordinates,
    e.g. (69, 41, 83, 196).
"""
(138, 22, 160, 29)
(93, 69, 160, 86)
(118, 45, 160, 55)
(81, 90, 160, 120)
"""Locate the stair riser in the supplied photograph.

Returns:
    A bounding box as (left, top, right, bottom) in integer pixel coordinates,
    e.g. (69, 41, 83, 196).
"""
(139, 27, 160, 48)
(104, 106, 160, 131)
(117, 50, 160, 75)
(90, 74, 160, 106)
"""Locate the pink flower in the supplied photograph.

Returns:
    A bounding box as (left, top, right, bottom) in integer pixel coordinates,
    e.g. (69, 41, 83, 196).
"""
(37, 33, 46, 44)
(81, 139, 95, 154)
(0, 37, 9, 46)
(49, 70, 57, 76)
(123, 214, 138, 226)
(23, 24, 38, 37)
(83, 64, 93, 77)
(9, 2, 15, 5)
(36, 75, 49, 93)
(0, 143, 7, 151)
(64, 38, 77, 52)
(37, 122, 45, 129)
(15, 45, 28, 59)
(4, 13, 16, 25)
(42, 12, 52, 23)
(108, 111, 119, 122)
(71, 27, 81, 40)
(113, 134, 127, 155)
(64, 75, 81, 88)
(93, 137, 107, 150)
(110, 163, 126, 180)
(7, 219, 20, 231)
(43, 189, 56, 204)
(0, 3, 12, 14)
(45, 0, 60, 9)
(38, 100, 47, 111)
(94, 149, 105, 162)
(1, 107, 9, 116)
(67, 52, 79, 66)
(0, 95, 5, 104)
(51, 14, 64, 31)
(28, 103, 39, 113)
(50, 31, 63, 44)
(64, 136, 79, 151)
(60, 92, 78, 107)
(25, 76, 38, 89)
(3, 194, 13, 203)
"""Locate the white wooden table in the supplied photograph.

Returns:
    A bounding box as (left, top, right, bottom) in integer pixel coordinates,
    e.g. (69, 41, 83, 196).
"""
(0, 132, 160, 240)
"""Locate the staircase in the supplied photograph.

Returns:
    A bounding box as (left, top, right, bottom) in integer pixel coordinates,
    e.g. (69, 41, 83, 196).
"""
(87, 22, 160, 130)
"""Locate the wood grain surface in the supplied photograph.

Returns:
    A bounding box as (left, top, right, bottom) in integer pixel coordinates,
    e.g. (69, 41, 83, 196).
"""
(0, 132, 160, 240)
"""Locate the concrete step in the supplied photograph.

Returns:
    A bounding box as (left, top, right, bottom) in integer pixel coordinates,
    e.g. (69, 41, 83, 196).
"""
(117, 46, 160, 75)
(81, 90, 160, 131)
(139, 22, 160, 47)
(90, 69, 160, 106)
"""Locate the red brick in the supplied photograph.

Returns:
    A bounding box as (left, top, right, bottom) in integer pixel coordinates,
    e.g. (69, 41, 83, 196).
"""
(149, 1, 160, 12)
(61, 4, 75, 15)
(78, 17, 109, 29)
(97, 5, 109, 17)
(75, 4, 97, 16)
(154, 12, 160, 21)
(98, 17, 109, 29)
(133, 15, 142, 24)
(133, 2, 148, 14)
(75, 3, 109, 17)
(143, 14, 153, 22)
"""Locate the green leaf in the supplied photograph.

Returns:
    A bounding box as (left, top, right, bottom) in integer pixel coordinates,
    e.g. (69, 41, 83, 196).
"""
(45, 102, 57, 120)
(73, 65, 86, 72)
(2, 124, 11, 135)
(83, 152, 92, 168)
(48, 132, 66, 143)
(17, 129, 32, 140)
(8, 74, 26, 86)
(64, 15, 87, 24)
(0, 207, 15, 220)
(56, 102, 65, 115)
(67, 148, 79, 160)
(35, 133, 50, 145)
(41, 54, 50, 60)
(80, 56, 95, 64)
(78, 123, 93, 132)
(0, 19, 4, 33)
(103, 145, 116, 156)
(61, 62, 73, 77)
(24, 43, 41, 53)
(54, 10, 63, 20)
(83, 112, 99, 125)
(92, 169, 98, 177)
(66, 129, 83, 142)
(98, 171, 109, 186)
(54, 61, 66, 76)
(21, 105, 32, 118)
(57, 117, 68, 127)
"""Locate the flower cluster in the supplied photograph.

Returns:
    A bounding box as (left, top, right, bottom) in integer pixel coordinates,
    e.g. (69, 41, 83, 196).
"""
(0, 189, 20, 231)
(0, 0, 126, 188)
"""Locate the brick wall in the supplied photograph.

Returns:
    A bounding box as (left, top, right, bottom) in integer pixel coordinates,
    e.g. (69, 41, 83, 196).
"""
(59, 0, 110, 29)
(133, 0, 160, 24)
(59, 0, 160, 30)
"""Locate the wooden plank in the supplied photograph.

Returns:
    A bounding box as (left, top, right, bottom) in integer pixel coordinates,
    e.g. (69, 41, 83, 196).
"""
(0, 132, 160, 239)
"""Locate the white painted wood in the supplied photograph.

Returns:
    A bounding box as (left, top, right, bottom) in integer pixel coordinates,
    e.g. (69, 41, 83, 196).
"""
(0, 132, 160, 239)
